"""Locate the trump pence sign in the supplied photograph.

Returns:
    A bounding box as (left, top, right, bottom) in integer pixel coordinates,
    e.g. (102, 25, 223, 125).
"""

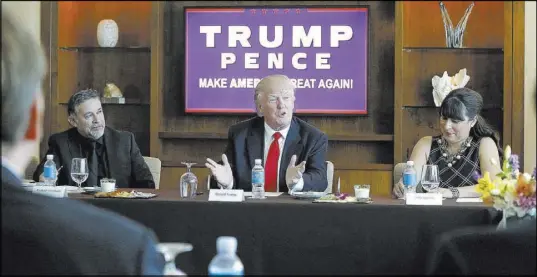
(184, 7, 369, 114)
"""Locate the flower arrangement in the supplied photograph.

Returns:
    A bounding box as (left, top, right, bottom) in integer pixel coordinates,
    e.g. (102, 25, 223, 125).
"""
(475, 145, 536, 220)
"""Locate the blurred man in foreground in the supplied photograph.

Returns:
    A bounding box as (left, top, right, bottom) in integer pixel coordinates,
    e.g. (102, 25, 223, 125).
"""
(1, 8, 164, 275)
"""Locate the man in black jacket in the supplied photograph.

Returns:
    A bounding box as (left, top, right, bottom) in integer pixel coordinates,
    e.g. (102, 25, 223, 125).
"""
(33, 89, 154, 188)
(1, 8, 163, 274)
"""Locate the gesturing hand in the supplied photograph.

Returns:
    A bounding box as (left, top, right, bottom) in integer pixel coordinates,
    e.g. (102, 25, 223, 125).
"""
(205, 154, 233, 189)
(286, 155, 306, 189)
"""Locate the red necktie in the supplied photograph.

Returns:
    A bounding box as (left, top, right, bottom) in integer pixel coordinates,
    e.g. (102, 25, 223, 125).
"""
(265, 132, 281, 192)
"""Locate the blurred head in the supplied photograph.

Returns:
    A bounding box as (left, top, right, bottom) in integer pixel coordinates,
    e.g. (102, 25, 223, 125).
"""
(67, 89, 106, 140)
(254, 75, 296, 131)
(1, 8, 46, 167)
(439, 88, 501, 152)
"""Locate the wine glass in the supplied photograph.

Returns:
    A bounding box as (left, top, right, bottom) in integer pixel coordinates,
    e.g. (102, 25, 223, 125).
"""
(71, 158, 89, 192)
(421, 164, 440, 193)
(156, 242, 193, 276)
(179, 162, 198, 198)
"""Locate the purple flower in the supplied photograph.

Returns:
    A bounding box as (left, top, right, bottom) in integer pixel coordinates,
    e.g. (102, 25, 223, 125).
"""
(509, 154, 520, 172)
(517, 195, 537, 210)
(472, 170, 482, 182)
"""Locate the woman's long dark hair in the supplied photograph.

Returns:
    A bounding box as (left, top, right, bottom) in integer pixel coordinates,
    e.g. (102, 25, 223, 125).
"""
(439, 88, 503, 159)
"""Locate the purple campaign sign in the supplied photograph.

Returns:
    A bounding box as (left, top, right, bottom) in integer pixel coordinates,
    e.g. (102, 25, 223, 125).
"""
(185, 7, 368, 114)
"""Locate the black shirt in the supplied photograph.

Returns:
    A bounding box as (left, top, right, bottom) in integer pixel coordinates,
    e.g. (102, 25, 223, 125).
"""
(74, 131, 109, 186)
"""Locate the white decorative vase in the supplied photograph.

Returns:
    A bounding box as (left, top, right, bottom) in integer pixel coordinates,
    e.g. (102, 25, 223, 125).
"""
(97, 19, 118, 47)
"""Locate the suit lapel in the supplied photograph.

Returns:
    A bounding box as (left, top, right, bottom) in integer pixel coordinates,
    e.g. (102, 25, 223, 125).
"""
(280, 118, 303, 189)
(103, 128, 118, 178)
(246, 118, 264, 169)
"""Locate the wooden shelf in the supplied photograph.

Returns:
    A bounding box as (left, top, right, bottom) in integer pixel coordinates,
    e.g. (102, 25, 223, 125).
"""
(58, 99, 149, 106)
(402, 105, 502, 110)
(158, 132, 394, 142)
(59, 46, 151, 53)
(162, 161, 393, 171)
(402, 47, 503, 54)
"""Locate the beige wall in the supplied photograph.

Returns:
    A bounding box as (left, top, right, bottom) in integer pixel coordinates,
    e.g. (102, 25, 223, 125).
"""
(524, 1, 536, 172)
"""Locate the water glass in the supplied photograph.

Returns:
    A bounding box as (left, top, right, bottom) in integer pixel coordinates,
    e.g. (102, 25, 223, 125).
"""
(354, 184, 370, 200)
(421, 165, 440, 193)
(179, 162, 198, 198)
(71, 158, 88, 192)
(157, 243, 193, 276)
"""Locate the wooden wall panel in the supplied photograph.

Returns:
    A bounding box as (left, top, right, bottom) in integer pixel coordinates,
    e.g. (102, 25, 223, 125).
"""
(402, 1, 504, 48)
(401, 49, 504, 108)
(58, 1, 152, 47)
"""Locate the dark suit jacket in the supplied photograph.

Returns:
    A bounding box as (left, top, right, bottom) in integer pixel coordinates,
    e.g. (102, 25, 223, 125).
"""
(427, 218, 536, 275)
(211, 116, 328, 192)
(33, 127, 155, 188)
(2, 166, 164, 275)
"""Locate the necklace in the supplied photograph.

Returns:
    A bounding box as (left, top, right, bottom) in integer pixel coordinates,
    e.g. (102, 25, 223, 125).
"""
(437, 137, 473, 168)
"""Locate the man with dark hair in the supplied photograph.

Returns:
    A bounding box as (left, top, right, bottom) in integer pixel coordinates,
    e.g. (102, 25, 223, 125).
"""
(1, 7, 164, 274)
(33, 89, 155, 188)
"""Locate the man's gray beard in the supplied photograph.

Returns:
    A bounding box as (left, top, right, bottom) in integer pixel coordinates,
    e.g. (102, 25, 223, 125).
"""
(88, 129, 104, 140)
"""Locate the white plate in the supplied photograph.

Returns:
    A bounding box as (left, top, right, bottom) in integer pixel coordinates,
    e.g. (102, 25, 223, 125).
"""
(82, 186, 101, 192)
(289, 191, 327, 199)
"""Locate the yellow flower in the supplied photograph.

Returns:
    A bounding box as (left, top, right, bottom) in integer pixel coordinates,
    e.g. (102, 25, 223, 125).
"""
(504, 145, 511, 161)
(476, 172, 495, 200)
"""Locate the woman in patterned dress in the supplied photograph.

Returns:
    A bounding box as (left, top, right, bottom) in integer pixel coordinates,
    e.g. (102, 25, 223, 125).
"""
(393, 88, 502, 199)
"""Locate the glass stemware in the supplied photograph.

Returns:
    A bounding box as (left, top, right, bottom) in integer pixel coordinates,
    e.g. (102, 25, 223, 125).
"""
(421, 164, 441, 193)
(71, 158, 89, 192)
(179, 162, 198, 198)
(156, 242, 193, 276)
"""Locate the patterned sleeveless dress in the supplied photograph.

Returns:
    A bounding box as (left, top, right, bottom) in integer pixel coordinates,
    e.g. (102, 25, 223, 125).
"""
(425, 135, 481, 188)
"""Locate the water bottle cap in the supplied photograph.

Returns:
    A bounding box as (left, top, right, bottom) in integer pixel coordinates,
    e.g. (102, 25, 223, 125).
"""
(46, 154, 54, 160)
(216, 236, 237, 254)
(406, 161, 414, 166)
(254, 159, 262, 165)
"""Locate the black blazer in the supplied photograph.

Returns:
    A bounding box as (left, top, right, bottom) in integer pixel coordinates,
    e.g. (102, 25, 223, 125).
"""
(2, 166, 164, 275)
(427, 218, 536, 275)
(33, 127, 155, 188)
(211, 116, 328, 192)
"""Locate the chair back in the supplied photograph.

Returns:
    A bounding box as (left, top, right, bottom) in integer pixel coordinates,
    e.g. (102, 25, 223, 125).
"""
(143, 156, 162, 189)
(325, 161, 334, 194)
(393, 162, 406, 186)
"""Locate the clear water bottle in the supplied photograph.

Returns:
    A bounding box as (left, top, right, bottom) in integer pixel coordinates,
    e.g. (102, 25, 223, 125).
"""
(403, 160, 417, 196)
(208, 236, 244, 276)
(43, 154, 57, 186)
(251, 159, 265, 199)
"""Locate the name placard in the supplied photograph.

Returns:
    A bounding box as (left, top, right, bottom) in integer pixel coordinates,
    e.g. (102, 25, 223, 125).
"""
(405, 192, 443, 206)
(32, 186, 67, 198)
(208, 189, 245, 202)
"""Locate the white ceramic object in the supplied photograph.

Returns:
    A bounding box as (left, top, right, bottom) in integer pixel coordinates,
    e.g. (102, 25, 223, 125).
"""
(431, 68, 471, 107)
(97, 19, 118, 47)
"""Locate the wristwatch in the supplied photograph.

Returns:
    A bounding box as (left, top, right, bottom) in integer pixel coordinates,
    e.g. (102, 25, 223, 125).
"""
(449, 186, 460, 198)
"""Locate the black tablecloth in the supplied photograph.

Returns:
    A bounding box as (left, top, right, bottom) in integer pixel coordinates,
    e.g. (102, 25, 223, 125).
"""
(72, 191, 499, 275)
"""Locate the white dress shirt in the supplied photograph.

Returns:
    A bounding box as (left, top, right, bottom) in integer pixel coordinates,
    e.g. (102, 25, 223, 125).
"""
(223, 123, 304, 192)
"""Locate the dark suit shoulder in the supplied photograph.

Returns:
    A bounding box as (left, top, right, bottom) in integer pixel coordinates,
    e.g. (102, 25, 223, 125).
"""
(2, 184, 150, 243)
(229, 117, 262, 132)
(48, 128, 76, 143)
(293, 117, 326, 137)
